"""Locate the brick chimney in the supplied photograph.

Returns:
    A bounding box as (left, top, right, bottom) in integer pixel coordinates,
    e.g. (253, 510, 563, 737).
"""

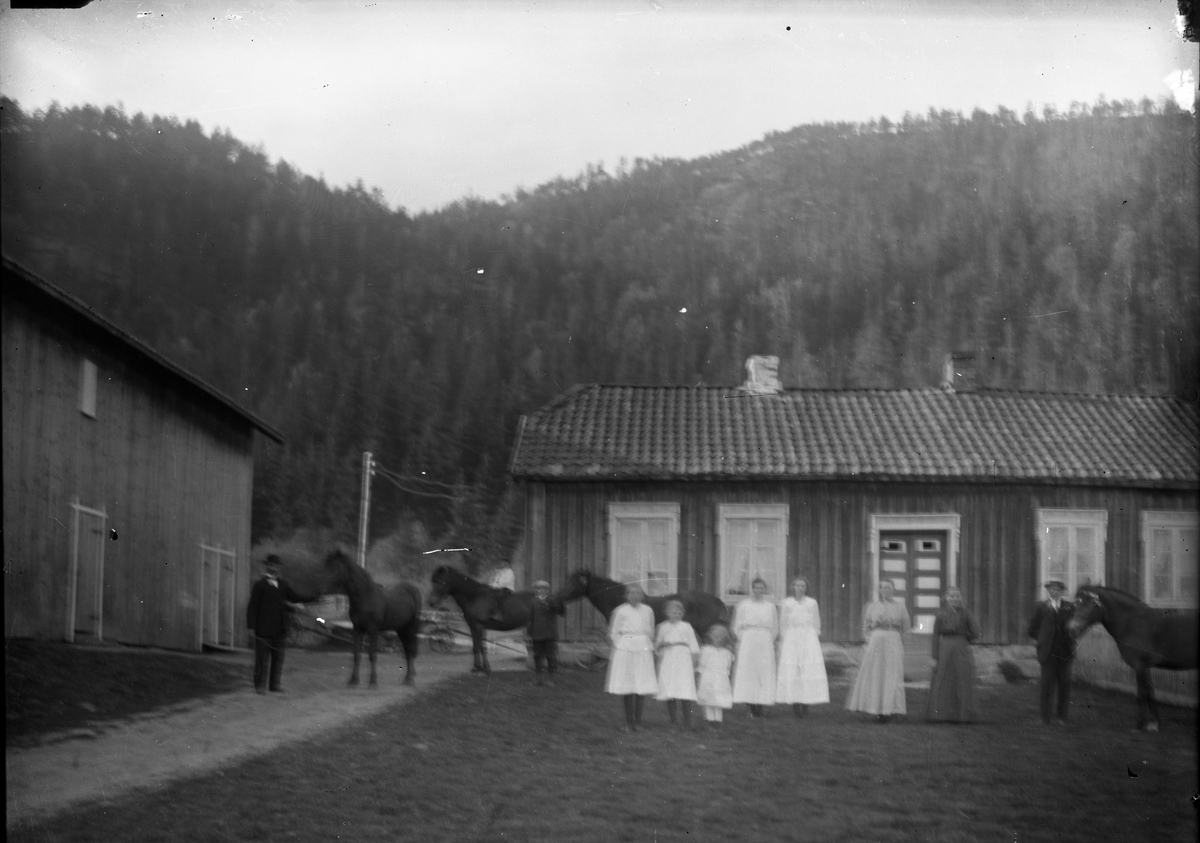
(743, 355, 782, 395)
(941, 351, 977, 393)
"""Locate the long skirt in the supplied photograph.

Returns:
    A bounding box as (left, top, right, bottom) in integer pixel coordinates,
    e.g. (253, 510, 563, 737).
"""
(845, 629, 906, 715)
(732, 629, 776, 705)
(775, 627, 830, 705)
(926, 636, 978, 722)
(606, 647, 658, 695)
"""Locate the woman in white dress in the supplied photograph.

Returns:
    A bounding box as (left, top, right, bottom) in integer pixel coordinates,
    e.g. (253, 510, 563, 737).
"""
(655, 599, 700, 728)
(776, 577, 830, 717)
(845, 578, 911, 723)
(731, 578, 778, 718)
(605, 583, 658, 731)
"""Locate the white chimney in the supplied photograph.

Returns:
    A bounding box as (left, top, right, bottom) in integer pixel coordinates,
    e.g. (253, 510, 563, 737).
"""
(941, 352, 977, 393)
(743, 355, 782, 395)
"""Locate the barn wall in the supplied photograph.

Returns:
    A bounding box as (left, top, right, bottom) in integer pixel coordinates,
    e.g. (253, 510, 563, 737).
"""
(3, 284, 256, 651)
(515, 478, 1197, 645)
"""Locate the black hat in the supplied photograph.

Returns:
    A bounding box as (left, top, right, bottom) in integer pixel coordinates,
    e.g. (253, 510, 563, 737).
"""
(265, 554, 282, 568)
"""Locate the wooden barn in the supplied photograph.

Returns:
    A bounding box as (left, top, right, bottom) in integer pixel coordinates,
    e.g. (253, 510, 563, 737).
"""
(508, 356, 1199, 657)
(2, 257, 283, 652)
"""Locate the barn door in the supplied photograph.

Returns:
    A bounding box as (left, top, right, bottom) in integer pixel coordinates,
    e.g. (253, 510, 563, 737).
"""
(878, 531, 947, 635)
(67, 501, 107, 642)
(200, 544, 237, 648)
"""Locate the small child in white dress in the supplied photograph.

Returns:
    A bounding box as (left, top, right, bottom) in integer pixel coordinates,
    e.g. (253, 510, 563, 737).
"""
(655, 599, 700, 729)
(695, 624, 734, 725)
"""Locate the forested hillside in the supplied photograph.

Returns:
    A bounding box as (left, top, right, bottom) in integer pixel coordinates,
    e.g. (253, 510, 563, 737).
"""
(2, 96, 1195, 565)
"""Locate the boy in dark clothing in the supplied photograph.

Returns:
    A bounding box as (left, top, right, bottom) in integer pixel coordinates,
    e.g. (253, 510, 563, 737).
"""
(247, 554, 305, 693)
(528, 580, 564, 686)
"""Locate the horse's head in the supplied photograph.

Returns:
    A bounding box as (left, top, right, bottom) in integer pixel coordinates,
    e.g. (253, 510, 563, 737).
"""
(1068, 587, 1104, 638)
(552, 570, 591, 604)
(428, 566, 452, 608)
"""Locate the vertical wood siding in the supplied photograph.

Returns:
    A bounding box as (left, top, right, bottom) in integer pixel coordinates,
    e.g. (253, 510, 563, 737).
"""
(3, 291, 257, 651)
(515, 479, 1197, 645)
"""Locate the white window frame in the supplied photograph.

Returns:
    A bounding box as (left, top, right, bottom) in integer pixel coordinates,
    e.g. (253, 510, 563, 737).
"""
(1141, 510, 1198, 609)
(606, 503, 680, 596)
(1035, 508, 1107, 599)
(80, 359, 98, 418)
(717, 503, 789, 604)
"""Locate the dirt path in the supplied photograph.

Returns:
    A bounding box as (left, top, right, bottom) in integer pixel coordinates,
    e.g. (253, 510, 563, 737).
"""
(6, 646, 526, 830)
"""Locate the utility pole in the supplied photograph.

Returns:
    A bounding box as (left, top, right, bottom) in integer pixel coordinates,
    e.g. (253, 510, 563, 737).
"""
(357, 451, 373, 567)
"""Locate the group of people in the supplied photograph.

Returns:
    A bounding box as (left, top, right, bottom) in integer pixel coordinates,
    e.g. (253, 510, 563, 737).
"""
(246, 555, 1078, 729)
(603, 577, 833, 730)
(600, 574, 996, 731)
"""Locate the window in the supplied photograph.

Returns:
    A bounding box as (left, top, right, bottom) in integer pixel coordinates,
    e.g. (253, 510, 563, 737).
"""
(607, 503, 680, 597)
(717, 504, 788, 604)
(80, 359, 97, 418)
(1035, 509, 1107, 597)
(1141, 511, 1198, 609)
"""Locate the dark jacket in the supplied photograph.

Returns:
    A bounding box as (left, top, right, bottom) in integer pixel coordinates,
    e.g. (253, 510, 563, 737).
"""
(1027, 599, 1076, 663)
(528, 597, 564, 641)
(247, 576, 303, 639)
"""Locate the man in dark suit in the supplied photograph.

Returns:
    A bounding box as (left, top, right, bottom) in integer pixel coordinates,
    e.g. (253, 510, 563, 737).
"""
(1027, 579, 1076, 725)
(247, 554, 304, 694)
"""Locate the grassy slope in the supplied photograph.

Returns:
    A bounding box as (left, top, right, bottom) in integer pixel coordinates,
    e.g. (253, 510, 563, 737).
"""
(7, 663, 1196, 843)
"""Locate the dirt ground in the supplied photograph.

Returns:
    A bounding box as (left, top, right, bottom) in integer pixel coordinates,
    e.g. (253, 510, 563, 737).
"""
(6, 640, 528, 829)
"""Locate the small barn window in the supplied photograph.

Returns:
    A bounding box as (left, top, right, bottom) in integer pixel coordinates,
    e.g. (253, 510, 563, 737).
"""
(80, 359, 98, 418)
(881, 540, 906, 553)
(1141, 511, 1198, 609)
(918, 539, 941, 552)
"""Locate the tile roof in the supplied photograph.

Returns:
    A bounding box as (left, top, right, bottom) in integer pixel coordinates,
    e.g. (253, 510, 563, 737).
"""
(509, 385, 1199, 487)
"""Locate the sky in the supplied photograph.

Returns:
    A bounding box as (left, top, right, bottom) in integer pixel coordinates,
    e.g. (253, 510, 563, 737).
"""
(1, 0, 1195, 214)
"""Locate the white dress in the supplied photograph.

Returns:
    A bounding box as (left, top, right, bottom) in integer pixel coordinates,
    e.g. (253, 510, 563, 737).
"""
(605, 602, 658, 695)
(731, 598, 778, 705)
(845, 599, 910, 716)
(775, 596, 830, 705)
(696, 646, 734, 709)
(655, 620, 700, 701)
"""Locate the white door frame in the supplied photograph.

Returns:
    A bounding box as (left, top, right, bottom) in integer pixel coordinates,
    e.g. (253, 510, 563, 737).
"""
(867, 512, 960, 597)
(199, 543, 238, 648)
(66, 499, 107, 643)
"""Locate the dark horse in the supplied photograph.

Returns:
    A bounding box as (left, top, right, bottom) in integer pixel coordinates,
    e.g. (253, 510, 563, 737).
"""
(552, 570, 729, 637)
(322, 550, 423, 687)
(1068, 585, 1198, 731)
(428, 565, 536, 674)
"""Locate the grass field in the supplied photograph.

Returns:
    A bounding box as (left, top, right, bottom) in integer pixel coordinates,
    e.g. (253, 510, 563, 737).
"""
(8, 664, 1196, 843)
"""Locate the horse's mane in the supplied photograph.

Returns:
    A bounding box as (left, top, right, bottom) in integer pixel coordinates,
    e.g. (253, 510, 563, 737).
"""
(325, 549, 377, 592)
(433, 565, 493, 597)
(1079, 584, 1146, 606)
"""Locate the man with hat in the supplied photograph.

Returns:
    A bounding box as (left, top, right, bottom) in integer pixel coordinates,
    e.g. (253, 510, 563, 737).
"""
(527, 579, 565, 686)
(1027, 579, 1077, 725)
(246, 554, 305, 694)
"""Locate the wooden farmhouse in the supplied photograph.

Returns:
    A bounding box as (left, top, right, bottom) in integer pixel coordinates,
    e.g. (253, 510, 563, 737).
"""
(509, 356, 1199, 651)
(2, 257, 283, 652)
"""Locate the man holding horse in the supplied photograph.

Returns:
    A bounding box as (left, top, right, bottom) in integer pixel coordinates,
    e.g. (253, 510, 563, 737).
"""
(1027, 579, 1076, 725)
(247, 555, 306, 694)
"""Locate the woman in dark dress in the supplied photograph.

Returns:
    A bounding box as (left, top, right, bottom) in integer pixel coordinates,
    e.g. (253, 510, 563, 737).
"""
(926, 586, 980, 723)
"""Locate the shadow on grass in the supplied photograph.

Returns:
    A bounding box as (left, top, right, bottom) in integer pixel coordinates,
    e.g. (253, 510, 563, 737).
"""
(8, 666, 1196, 843)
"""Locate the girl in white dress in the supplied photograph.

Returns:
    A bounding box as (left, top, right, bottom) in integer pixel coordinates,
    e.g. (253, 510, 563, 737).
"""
(731, 578, 778, 718)
(776, 577, 830, 717)
(655, 599, 700, 728)
(696, 625, 734, 725)
(605, 583, 658, 731)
